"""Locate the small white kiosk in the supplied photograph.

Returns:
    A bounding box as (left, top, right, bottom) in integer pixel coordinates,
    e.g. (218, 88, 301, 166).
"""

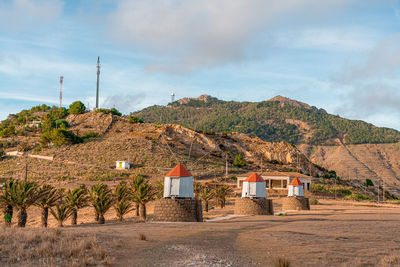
(116, 161, 131, 170)
(163, 164, 194, 199)
(242, 173, 267, 199)
(288, 177, 304, 197)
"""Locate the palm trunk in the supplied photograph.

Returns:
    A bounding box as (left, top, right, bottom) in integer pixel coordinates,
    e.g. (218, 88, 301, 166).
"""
(118, 215, 123, 222)
(220, 198, 224, 208)
(136, 203, 139, 216)
(58, 221, 63, 227)
(17, 209, 27, 227)
(94, 209, 99, 222)
(139, 204, 146, 222)
(71, 208, 78, 225)
(98, 214, 105, 224)
(204, 201, 209, 212)
(3, 205, 13, 226)
(41, 207, 48, 228)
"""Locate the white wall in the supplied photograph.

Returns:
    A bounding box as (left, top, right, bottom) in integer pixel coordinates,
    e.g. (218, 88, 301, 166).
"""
(163, 176, 194, 199)
(288, 185, 304, 197)
(242, 181, 266, 198)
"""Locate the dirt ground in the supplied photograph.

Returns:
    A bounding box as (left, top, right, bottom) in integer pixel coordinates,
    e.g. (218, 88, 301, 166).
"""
(2, 199, 400, 266)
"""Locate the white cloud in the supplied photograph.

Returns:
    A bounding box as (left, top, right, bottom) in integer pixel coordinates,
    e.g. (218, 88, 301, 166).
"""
(106, 0, 355, 71)
(274, 27, 377, 52)
(338, 33, 400, 82)
(0, 0, 64, 31)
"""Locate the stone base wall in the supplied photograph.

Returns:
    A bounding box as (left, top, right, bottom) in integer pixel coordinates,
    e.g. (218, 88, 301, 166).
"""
(282, 197, 310, 210)
(153, 199, 203, 222)
(234, 198, 274, 215)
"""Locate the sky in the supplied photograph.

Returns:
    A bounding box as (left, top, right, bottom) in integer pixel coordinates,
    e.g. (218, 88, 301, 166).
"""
(0, 0, 400, 130)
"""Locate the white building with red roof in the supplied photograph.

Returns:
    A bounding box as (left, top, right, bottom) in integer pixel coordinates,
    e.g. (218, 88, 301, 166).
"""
(241, 173, 267, 199)
(288, 177, 304, 197)
(163, 164, 194, 199)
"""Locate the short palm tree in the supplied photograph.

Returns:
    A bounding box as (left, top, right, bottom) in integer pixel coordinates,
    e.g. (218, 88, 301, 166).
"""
(155, 181, 164, 199)
(201, 186, 214, 212)
(50, 203, 73, 227)
(194, 182, 203, 200)
(9, 181, 46, 227)
(131, 175, 145, 216)
(215, 185, 232, 208)
(66, 185, 89, 225)
(131, 180, 155, 222)
(34, 185, 62, 227)
(90, 183, 108, 222)
(113, 181, 133, 221)
(92, 184, 113, 224)
(0, 178, 15, 226)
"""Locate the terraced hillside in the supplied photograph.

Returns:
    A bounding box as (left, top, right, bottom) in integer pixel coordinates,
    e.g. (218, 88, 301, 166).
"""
(0, 112, 323, 183)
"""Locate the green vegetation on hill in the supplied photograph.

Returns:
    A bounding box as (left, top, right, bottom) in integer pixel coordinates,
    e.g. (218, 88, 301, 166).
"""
(133, 96, 400, 145)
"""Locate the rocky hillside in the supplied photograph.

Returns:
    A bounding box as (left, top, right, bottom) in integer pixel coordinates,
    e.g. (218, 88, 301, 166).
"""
(0, 111, 323, 182)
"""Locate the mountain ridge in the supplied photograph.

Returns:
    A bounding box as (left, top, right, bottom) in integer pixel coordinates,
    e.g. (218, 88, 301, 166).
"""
(133, 95, 400, 145)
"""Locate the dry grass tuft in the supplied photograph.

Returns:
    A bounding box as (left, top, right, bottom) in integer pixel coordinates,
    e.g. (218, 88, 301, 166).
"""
(275, 257, 291, 267)
(0, 227, 109, 266)
(379, 252, 400, 266)
(138, 233, 147, 241)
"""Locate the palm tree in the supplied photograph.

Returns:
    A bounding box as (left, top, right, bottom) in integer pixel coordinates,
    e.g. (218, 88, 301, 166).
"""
(201, 186, 214, 212)
(131, 180, 155, 222)
(113, 181, 133, 221)
(131, 175, 145, 216)
(0, 178, 15, 226)
(9, 181, 46, 227)
(34, 185, 62, 227)
(50, 203, 73, 227)
(90, 183, 108, 221)
(92, 184, 113, 224)
(155, 181, 164, 199)
(194, 182, 203, 200)
(215, 185, 232, 208)
(66, 185, 89, 225)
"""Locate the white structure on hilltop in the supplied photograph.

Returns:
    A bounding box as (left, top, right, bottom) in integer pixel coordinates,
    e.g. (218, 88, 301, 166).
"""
(288, 177, 304, 197)
(241, 173, 267, 199)
(116, 161, 131, 170)
(163, 164, 194, 199)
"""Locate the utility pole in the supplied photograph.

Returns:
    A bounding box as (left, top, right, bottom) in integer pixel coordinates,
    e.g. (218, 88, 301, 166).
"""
(260, 156, 263, 173)
(334, 177, 337, 200)
(59, 76, 63, 108)
(382, 181, 385, 202)
(96, 56, 100, 109)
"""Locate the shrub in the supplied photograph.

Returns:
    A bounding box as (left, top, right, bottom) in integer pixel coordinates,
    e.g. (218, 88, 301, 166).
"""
(68, 101, 86, 115)
(309, 198, 319, 205)
(346, 193, 372, 201)
(365, 178, 374, 187)
(82, 131, 97, 139)
(234, 154, 246, 168)
(0, 149, 5, 159)
(128, 116, 144, 124)
(55, 119, 69, 129)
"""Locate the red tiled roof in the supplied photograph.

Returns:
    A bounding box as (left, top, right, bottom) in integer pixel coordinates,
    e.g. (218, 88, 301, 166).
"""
(244, 173, 265, 182)
(166, 164, 192, 177)
(289, 177, 303, 186)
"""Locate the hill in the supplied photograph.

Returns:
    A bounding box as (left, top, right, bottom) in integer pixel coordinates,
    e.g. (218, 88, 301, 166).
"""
(133, 95, 400, 145)
(0, 108, 325, 183)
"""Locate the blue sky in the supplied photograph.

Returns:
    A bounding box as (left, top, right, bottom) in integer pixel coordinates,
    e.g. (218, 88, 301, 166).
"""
(1, 0, 400, 130)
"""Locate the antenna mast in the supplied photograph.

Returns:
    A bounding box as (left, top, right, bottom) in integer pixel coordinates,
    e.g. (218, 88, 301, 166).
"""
(96, 56, 100, 109)
(59, 76, 63, 108)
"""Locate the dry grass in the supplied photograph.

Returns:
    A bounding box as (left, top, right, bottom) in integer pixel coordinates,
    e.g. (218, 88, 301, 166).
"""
(0, 227, 109, 266)
(275, 257, 291, 267)
(138, 233, 147, 241)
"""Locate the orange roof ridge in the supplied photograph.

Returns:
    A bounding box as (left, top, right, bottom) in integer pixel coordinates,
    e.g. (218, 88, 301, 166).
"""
(166, 164, 192, 177)
(289, 177, 303, 186)
(244, 172, 265, 182)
